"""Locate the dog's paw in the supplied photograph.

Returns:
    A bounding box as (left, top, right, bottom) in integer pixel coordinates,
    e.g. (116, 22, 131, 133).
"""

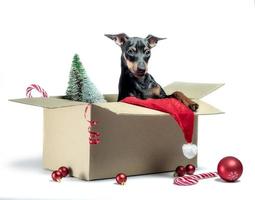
(189, 102, 199, 112)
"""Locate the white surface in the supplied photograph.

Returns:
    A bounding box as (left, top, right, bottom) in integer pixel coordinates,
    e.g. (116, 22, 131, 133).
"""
(1, 0, 255, 199)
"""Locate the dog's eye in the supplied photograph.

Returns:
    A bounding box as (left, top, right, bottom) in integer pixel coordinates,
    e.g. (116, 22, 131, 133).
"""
(145, 50, 151, 56)
(127, 49, 135, 56)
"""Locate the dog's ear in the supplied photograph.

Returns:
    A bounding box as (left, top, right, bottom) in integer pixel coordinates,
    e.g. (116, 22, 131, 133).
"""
(105, 33, 129, 46)
(146, 35, 166, 48)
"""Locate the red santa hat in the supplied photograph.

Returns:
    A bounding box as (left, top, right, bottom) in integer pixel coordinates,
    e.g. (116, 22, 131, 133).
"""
(121, 96, 198, 159)
(168, 100, 197, 159)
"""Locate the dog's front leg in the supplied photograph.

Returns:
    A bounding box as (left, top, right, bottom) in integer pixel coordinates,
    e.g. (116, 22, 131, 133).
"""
(170, 91, 199, 112)
(139, 85, 162, 99)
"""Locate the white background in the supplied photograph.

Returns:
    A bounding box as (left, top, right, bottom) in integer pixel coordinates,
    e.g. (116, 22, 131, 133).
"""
(1, 0, 255, 199)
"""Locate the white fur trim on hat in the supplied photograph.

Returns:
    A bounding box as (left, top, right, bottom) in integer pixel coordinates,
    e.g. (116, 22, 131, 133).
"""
(182, 143, 198, 159)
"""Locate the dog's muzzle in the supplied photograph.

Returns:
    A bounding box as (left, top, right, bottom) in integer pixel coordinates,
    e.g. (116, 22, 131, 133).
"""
(136, 62, 146, 76)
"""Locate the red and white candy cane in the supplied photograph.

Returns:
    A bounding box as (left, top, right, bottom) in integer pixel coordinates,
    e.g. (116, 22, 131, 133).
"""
(174, 172, 218, 186)
(26, 84, 48, 98)
(84, 104, 100, 144)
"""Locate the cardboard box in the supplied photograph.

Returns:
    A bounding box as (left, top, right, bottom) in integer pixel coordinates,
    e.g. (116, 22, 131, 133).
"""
(10, 82, 223, 180)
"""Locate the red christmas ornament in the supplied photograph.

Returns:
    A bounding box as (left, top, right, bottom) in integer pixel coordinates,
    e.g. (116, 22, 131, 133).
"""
(58, 166, 69, 177)
(175, 166, 186, 177)
(115, 173, 127, 185)
(51, 170, 63, 182)
(185, 164, 196, 175)
(217, 156, 243, 182)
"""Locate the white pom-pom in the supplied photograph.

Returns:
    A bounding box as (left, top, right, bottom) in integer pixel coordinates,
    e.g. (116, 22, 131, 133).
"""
(182, 143, 198, 159)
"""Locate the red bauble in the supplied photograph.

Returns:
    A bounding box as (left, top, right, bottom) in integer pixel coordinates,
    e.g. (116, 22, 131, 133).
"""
(52, 170, 63, 182)
(217, 156, 243, 182)
(175, 166, 186, 177)
(185, 164, 196, 175)
(115, 173, 127, 185)
(58, 166, 69, 177)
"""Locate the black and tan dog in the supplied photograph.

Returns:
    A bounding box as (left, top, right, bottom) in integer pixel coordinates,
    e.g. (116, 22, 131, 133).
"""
(105, 33, 199, 111)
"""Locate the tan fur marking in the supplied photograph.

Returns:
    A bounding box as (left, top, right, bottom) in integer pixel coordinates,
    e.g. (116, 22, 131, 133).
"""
(123, 54, 148, 78)
(124, 54, 137, 74)
(130, 47, 136, 52)
(144, 47, 149, 51)
(150, 85, 161, 96)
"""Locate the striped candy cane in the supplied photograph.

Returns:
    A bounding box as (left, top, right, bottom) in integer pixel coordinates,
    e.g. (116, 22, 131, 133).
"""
(174, 176, 199, 186)
(26, 84, 48, 98)
(174, 172, 218, 186)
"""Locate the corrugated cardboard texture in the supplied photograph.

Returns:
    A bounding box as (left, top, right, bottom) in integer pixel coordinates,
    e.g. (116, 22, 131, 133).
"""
(95, 102, 168, 116)
(95, 100, 223, 116)
(43, 105, 90, 180)
(193, 100, 223, 115)
(103, 94, 118, 102)
(42, 103, 197, 180)
(9, 97, 223, 115)
(10, 96, 85, 108)
(163, 82, 224, 99)
(89, 104, 198, 180)
(9, 82, 224, 111)
(10, 82, 223, 180)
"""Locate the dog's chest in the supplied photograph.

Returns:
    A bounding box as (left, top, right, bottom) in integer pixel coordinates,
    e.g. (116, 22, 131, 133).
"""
(135, 74, 156, 90)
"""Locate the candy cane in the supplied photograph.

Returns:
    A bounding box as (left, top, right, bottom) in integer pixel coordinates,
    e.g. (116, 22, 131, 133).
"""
(84, 104, 100, 144)
(26, 84, 48, 98)
(174, 172, 218, 186)
(174, 176, 199, 186)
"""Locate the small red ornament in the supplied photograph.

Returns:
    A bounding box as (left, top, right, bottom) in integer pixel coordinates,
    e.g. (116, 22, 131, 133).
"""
(185, 164, 196, 175)
(175, 166, 186, 177)
(58, 166, 69, 177)
(217, 156, 243, 182)
(51, 170, 63, 182)
(115, 173, 127, 185)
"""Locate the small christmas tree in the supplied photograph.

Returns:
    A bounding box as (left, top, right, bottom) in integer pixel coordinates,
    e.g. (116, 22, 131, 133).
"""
(66, 54, 85, 101)
(66, 67, 79, 101)
(82, 74, 106, 103)
(66, 54, 106, 103)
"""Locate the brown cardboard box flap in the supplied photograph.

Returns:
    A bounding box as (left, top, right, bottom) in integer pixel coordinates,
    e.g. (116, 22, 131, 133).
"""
(9, 96, 86, 108)
(194, 99, 223, 115)
(9, 95, 117, 108)
(103, 94, 118, 102)
(10, 96, 223, 115)
(163, 82, 224, 99)
(95, 100, 223, 116)
(95, 102, 168, 116)
(9, 82, 223, 114)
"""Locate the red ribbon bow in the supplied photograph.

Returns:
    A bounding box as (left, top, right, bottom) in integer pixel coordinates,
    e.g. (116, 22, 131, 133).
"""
(84, 104, 100, 144)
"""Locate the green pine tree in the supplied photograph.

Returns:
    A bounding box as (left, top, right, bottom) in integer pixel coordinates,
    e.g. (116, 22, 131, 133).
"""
(66, 54, 85, 101)
(66, 67, 79, 101)
(82, 74, 106, 103)
(66, 54, 106, 103)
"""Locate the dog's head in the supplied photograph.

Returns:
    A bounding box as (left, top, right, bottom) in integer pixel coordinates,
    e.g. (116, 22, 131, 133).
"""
(105, 33, 166, 78)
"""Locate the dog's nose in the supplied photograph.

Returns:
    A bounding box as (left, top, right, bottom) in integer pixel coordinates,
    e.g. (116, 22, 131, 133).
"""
(137, 62, 146, 73)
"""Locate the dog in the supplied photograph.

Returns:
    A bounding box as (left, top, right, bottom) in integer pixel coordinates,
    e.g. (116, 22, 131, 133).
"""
(105, 33, 199, 112)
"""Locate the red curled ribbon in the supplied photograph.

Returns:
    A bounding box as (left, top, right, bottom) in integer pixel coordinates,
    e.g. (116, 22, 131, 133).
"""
(84, 104, 100, 144)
